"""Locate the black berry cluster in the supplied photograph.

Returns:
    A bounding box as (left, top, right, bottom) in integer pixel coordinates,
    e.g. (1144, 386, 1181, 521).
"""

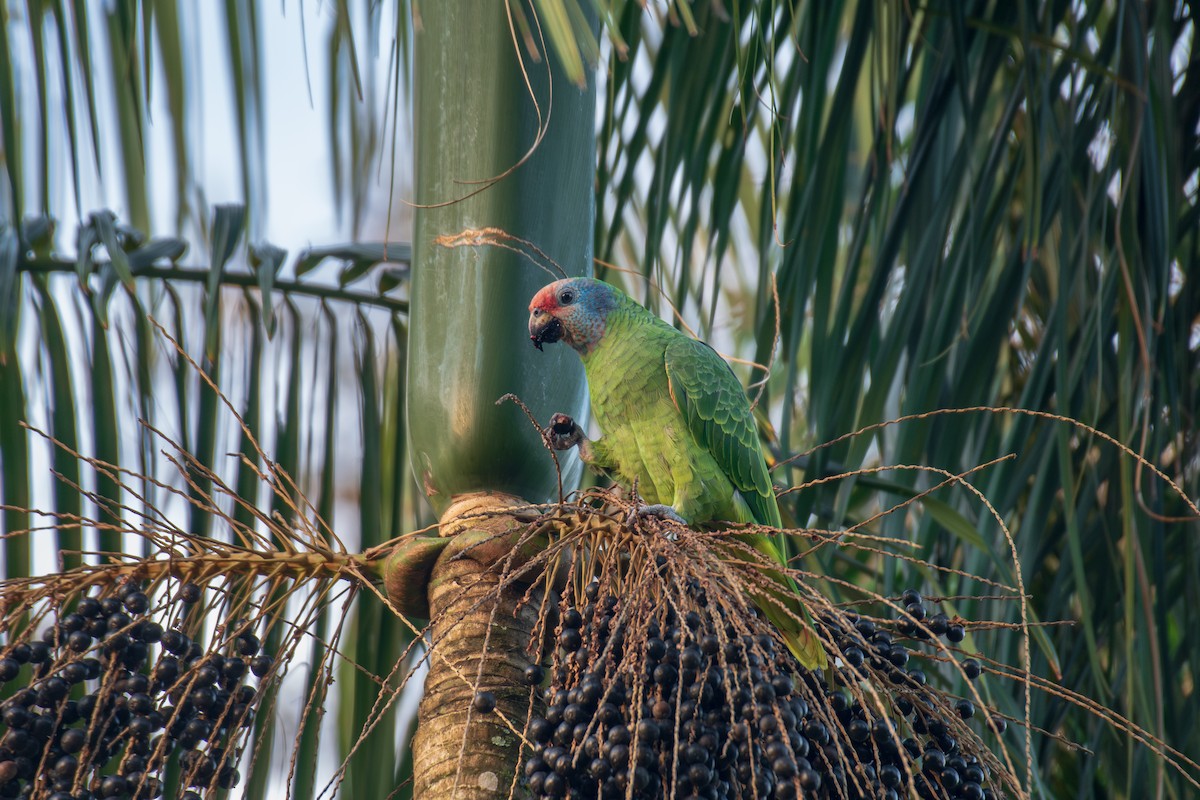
(520, 575, 1007, 799)
(816, 588, 1005, 800)
(0, 580, 272, 800)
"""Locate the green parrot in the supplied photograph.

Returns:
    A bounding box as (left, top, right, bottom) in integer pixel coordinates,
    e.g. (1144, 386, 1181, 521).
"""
(528, 277, 826, 670)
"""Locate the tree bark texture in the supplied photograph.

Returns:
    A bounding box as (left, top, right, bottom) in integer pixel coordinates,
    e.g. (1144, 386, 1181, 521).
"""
(410, 493, 546, 799)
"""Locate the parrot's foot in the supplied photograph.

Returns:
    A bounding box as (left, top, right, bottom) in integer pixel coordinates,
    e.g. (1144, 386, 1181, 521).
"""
(544, 413, 584, 451)
(626, 503, 687, 528)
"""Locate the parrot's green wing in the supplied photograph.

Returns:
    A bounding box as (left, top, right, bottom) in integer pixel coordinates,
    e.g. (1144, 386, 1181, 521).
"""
(664, 336, 827, 670)
(663, 337, 781, 527)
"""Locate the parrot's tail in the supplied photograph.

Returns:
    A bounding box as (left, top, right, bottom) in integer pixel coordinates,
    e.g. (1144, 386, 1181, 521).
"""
(724, 532, 829, 671)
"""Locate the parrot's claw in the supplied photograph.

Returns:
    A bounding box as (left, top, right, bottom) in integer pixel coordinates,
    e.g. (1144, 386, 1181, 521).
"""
(544, 413, 584, 451)
(626, 504, 687, 528)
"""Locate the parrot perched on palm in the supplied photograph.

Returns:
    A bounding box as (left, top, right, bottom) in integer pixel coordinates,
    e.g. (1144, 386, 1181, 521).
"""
(527, 277, 826, 670)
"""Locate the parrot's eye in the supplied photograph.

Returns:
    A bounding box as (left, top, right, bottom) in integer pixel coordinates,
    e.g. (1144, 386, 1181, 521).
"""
(558, 289, 576, 306)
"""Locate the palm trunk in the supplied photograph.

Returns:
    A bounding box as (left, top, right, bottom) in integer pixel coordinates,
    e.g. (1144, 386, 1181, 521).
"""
(407, 1, 596, 796)
(409, 495, 546, 798)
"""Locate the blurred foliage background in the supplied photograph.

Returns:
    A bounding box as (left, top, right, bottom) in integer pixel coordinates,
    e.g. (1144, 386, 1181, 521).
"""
(0, 0, 1196, 797)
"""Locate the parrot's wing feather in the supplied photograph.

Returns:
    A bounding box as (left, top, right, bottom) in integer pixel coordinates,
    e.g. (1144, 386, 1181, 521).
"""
(664, 337, 826, 670)
(664, 337, 781, 528)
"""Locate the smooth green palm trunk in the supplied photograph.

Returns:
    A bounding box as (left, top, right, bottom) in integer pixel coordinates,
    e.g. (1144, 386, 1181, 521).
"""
(407, 2, 596, 796)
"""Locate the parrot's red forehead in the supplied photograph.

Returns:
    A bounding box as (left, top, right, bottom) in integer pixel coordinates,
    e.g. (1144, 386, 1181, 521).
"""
(529, 282, 563, 312)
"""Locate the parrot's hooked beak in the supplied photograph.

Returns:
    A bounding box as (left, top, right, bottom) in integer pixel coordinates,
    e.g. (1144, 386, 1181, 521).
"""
(528, 309, 563, 351)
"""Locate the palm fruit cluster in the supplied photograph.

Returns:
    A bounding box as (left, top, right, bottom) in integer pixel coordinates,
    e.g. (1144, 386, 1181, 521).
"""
(0, 579, 272, 800)
(519, 561, 1010, 800)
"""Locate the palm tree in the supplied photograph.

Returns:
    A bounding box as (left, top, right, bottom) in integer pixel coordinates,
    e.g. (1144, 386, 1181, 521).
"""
(1, 1, 1196, 798)
(401, 3, 593, 795)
